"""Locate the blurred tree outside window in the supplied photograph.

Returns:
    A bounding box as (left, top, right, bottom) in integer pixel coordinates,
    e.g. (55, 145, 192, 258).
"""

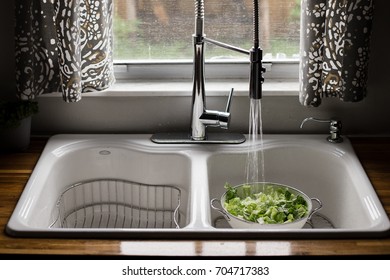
(113, 0, 301, 61)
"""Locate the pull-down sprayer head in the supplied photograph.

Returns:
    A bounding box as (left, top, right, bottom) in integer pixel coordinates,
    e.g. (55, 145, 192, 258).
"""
(249, 0, 264, 100)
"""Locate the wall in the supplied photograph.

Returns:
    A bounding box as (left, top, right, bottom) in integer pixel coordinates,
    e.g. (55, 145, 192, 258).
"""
(0, 0, 16, 99)
(1, 1, 389, 136)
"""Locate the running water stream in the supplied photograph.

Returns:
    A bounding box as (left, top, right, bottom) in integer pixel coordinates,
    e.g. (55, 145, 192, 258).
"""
(245, 98, 265, 184)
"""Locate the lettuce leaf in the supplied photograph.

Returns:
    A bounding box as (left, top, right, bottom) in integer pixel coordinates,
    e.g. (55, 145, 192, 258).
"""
(223, 183, 308, 224)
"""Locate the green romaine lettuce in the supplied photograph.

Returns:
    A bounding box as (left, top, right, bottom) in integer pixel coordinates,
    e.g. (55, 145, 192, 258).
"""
(223, 183, 308, 224)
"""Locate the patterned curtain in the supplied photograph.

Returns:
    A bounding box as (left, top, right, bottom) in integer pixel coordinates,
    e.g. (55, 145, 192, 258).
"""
(15, 0, 115, 102)
(299, 0, 374, 107)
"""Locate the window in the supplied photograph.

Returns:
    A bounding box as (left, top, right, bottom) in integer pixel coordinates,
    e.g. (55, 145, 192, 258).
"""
(113, 0, 300, 79)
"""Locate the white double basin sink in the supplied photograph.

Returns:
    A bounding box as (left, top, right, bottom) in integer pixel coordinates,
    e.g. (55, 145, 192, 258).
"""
(6, 134, 390, 238)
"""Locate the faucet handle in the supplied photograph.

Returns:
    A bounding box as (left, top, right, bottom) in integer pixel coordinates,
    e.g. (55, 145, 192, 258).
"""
(300, 117, 343, 143)
(225, 88, 234, 113)
(200, 88, 235, 129)
(200, 111, 230, 129)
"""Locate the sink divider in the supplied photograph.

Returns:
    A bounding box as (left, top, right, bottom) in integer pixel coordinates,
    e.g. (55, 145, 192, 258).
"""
(185, 152, 214, 230)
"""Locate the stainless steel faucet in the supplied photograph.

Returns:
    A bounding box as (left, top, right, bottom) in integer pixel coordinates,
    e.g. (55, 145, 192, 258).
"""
(151, 0, 265, 144)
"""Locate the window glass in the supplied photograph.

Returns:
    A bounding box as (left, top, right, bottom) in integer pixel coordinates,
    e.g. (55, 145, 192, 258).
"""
(113, 0, 300, 61)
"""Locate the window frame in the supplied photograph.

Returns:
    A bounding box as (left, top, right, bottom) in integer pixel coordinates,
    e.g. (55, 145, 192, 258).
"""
(113, 59, 299, 81)
(112, 0, 301, 84)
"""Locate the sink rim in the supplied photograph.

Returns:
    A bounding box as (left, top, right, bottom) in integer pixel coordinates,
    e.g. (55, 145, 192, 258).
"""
(6, 134, 390, 239)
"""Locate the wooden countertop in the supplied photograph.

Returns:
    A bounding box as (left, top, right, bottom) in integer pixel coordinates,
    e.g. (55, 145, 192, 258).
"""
(1, 136, 390, 256)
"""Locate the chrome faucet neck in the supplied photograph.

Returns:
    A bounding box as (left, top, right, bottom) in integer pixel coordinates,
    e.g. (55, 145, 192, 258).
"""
(190, 34, 207, 140)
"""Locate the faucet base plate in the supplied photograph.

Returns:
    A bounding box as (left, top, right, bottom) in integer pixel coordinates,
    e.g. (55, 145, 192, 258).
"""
(151, 132, 246, 144)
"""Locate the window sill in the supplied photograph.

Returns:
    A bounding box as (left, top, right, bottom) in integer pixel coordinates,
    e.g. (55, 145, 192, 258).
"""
(39, 79, 299, 99)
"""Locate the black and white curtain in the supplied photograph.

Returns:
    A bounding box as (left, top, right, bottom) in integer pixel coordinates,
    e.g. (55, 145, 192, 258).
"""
(15, 0, 115, 102)
(299, 0, 374, 107)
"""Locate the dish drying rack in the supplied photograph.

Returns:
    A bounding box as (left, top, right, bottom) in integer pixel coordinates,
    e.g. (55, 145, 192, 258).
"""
(50, 179, 182, 229)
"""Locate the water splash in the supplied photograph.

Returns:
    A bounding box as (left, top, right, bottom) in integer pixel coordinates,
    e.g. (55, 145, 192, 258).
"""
(245, 98, 265, 184)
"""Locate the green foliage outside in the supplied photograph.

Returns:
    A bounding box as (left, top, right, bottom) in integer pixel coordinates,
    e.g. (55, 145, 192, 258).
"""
(112, 1, 301, 60)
